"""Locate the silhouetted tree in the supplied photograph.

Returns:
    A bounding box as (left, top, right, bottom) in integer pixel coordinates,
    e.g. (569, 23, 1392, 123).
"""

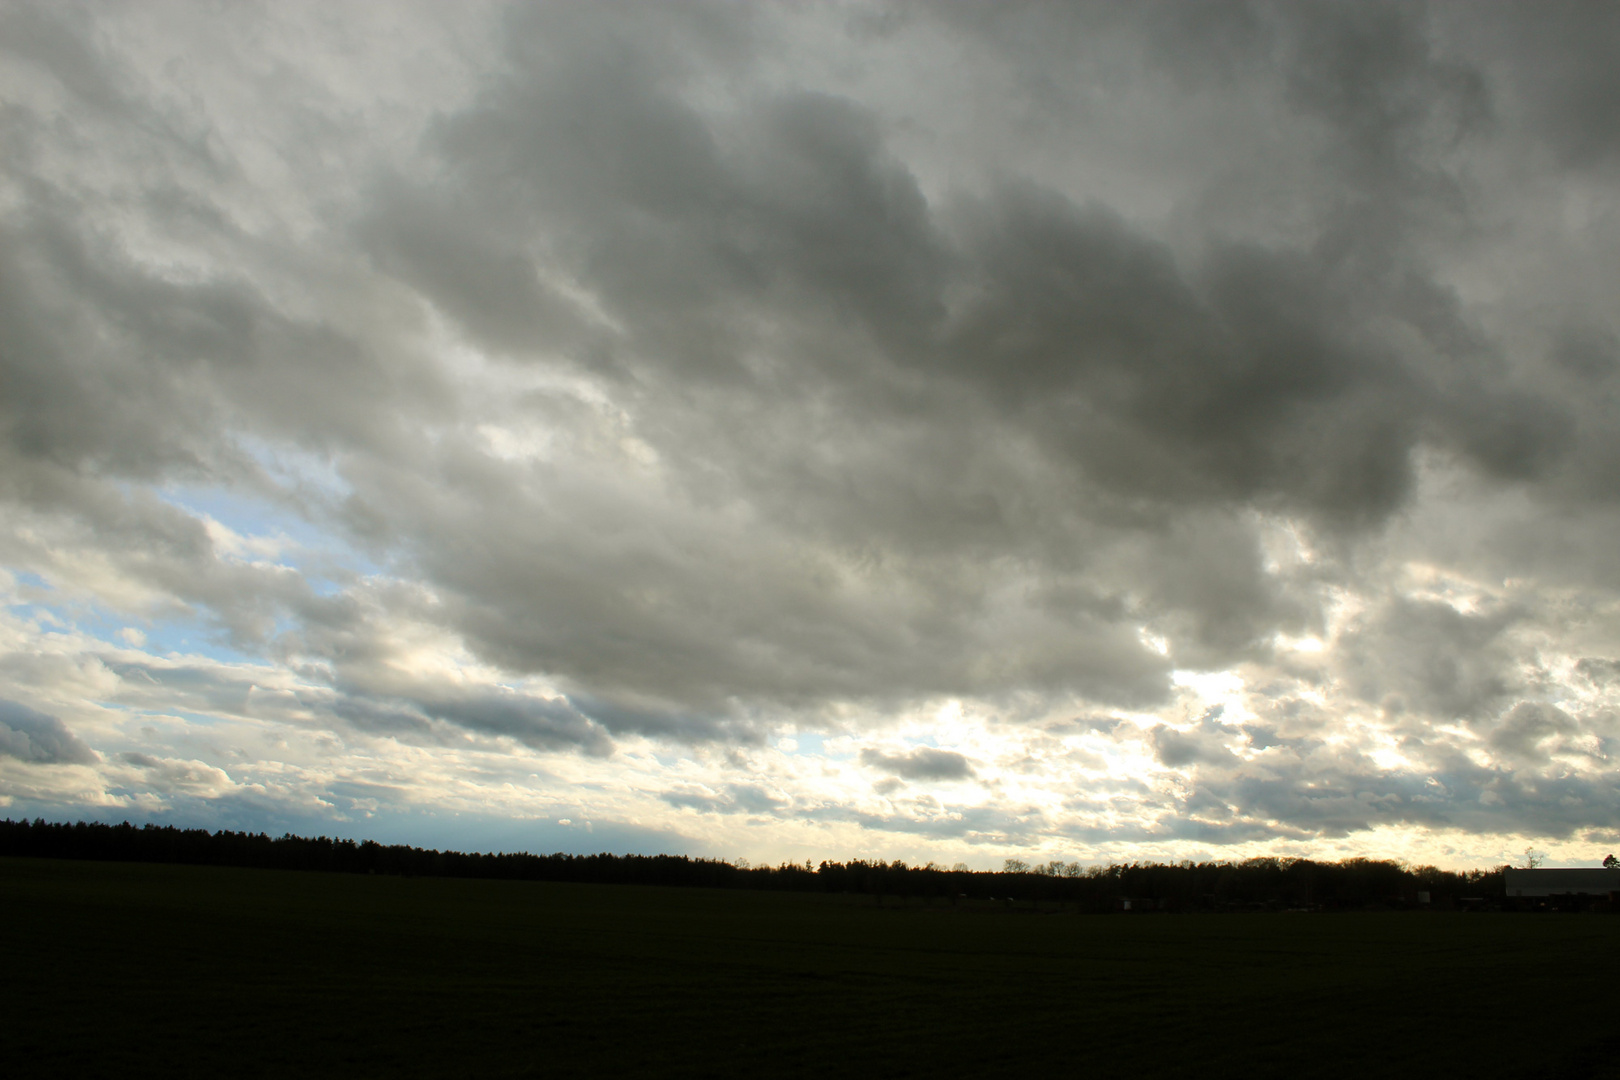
(0, 818, 1517, 909)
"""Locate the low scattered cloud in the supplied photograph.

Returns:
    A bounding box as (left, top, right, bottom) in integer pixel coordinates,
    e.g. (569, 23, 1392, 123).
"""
(1486, 702, 1587, 766)
(860, 746, 976, 782)
(0, 700, 97, 765)
(1151, 713, 1239, 769)
(118, 752, 235, 797)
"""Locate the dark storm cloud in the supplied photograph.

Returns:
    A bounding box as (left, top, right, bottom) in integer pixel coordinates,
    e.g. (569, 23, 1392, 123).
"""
(1123, 689, 1620, 844)
(420, 16, 1460, 527)
(941, 192, 1423, 523)
(356, 179, 616, 365)
(1487, 701, 1583, 766)
(860, 746, 976, 782)
(662, 782, 787, 815)
(1574, 658, 1620, 688)
(4, 0, 1585, 721)
(1457, 0, 1620, 168)
(1551, 324, 1620, 382)
(565, 694, 739, 744)
(0, 699, 96, 765)
(327, 685, 614, 756)
(0, 205, 442, 487)
(339, 4, 1445, 708)
(1337, 597, 1523, 720)
(418, 693, 613, 756)
(1278, 1, 1491, 197)
(1151, 709, 1239, 768)
(338, 2, 1591, 713)
(1202, 748, 1620, 843)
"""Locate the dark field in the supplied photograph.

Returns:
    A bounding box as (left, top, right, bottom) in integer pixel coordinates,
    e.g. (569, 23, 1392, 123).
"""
(4, 857, 1618, 1078)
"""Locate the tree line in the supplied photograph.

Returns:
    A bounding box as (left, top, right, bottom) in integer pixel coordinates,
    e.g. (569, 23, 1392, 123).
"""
(0, 817, 1506, 910)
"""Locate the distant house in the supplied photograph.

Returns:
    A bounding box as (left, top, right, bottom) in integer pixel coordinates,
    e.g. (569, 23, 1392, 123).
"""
(1503, 868, 1620, 899)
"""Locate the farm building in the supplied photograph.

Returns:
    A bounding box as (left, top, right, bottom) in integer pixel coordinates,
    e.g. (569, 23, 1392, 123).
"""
(1503, 868, 1620, 899)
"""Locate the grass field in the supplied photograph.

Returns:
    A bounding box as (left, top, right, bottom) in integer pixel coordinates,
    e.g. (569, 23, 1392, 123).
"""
(4, 856, 1618, 1078)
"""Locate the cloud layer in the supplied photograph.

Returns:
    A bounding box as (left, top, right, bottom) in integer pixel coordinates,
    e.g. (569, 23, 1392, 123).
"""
(1, 1, 1617, 867)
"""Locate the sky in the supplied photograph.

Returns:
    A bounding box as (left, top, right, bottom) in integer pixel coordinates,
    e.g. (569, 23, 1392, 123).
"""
(2, 1, 1618, 870)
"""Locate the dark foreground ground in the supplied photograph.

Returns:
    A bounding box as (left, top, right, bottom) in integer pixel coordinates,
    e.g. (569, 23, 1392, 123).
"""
(3, 857, 1618, 1078)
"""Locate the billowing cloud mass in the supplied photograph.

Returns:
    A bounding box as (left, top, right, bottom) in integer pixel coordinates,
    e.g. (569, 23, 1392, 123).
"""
(1, 1, 1618, 867)
(0, 700, 96, 765)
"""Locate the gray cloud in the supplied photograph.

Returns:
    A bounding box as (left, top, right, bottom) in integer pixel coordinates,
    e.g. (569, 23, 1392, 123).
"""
(821, 802, 1052, 845)
(1151, 710, 1239, 768)
(860, 746, 976, 782)
(117, 752, 233, 795)
(1459, 1, 1620, 169)
(1337, 597, 1524, 720)
(1202, 748, 1620, 844)
(662, 782, 788, 816)
(1575, 659, 1620, 688)
(1487, 701, 1585, 766)
(0, 699, 96, 765)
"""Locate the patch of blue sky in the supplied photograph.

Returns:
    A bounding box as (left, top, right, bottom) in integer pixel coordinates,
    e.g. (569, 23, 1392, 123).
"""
(75, 605, 154, 646)
(127, 707, 231, 729)
(8, 569, 49, 591)
(2, 571, 61, 621)
(156, 481, 385, 583)
(16, 577, 282, 668)
(28, 592, 264, 667)
(136, 612, 265, 665)
(161, 483, 322, 548)
(9, 488, 379, 667)
(232, 432, 355, 504)
(6, 797, 699, 857)
(785, 732, 826, 757)
(267, 612, 303, 639)
(305, 576, 348, 598)
(4, 569, 270, 666)
(156, 484, 322, 558)
(822, 738, 861, 764)
(3, 598, 60, 629)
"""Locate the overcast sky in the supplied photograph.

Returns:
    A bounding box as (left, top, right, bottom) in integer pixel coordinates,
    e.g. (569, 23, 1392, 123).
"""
(2, 1, 1617, 868)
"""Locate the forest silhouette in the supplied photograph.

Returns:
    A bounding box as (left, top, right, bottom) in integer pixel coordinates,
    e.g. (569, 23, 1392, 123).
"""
(1, 816, 1504, 911)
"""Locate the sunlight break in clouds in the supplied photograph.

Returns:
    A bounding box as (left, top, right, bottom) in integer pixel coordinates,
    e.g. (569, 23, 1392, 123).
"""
(2, 1, 1619, 869)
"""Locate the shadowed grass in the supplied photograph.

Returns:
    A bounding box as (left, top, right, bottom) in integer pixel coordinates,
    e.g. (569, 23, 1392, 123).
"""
(4, 857, 1618, 1078)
